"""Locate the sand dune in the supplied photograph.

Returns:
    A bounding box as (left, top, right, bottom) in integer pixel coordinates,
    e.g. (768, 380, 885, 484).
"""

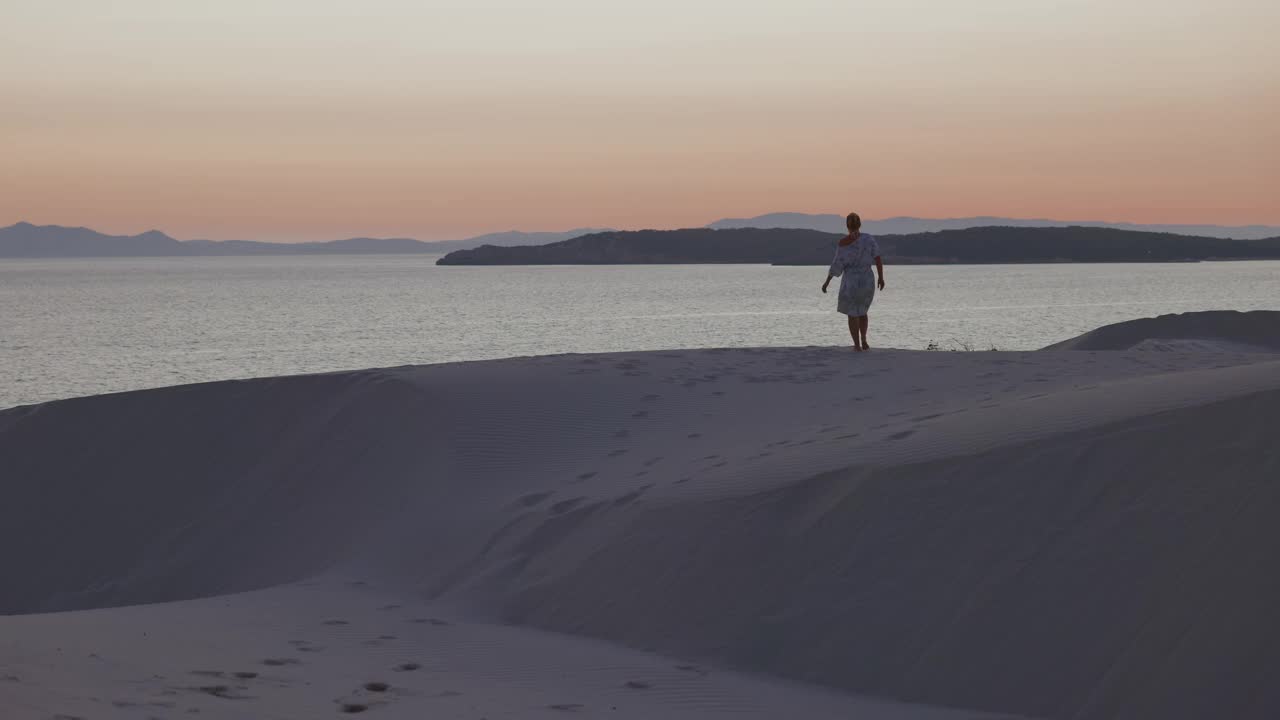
(3, 312, 1279, 719)
(1042, 309, 1280, 351)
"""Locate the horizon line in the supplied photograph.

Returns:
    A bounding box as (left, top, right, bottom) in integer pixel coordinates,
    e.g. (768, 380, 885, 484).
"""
(7, 214, 1280, 245)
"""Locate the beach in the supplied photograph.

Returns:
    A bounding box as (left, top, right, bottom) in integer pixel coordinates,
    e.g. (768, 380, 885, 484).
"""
(2, 311, 1279, 719)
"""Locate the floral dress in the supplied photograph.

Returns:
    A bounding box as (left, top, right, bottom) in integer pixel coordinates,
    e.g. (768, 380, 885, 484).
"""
(828, 234, 880, 316)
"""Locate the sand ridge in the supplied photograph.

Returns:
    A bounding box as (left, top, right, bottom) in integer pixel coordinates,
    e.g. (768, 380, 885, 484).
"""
(1041, 310, 1280, 351)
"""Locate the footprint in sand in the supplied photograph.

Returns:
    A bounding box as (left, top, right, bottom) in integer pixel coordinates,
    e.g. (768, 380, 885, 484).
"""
(573, 471, 597, 482)
(393, 662, 421, 672)
(434, 689, 464, 698)
(631, 410, 649, 419)
(624, 680, 653, 689)
(674, 477, 692, 485)
(514, 492, 553, 509)
(549, 703, 585, 712)
(686, 433, 702, 439)
(195, 684, 252, 700)
(363, 682, 391, 693)
(262, 658, 301, 667)
(642, 456, 663, 467)
(192, 669, 258, 680)
(408, 618, 451, 626)
(550, 497, 585, 514)
(340, 702, 369, 714)
(888, 430, 916, 440)
(612, 486, 652, 506)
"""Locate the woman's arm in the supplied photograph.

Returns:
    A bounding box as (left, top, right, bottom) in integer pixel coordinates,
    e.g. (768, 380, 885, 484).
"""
(875, 256, 885, 290)
(823, 248, 843, 293)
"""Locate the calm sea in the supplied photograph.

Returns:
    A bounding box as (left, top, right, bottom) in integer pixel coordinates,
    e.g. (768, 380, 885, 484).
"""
(3, 256, 1278, 408)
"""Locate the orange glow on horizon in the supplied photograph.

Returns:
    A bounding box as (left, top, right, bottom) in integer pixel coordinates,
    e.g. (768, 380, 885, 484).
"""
(3, 0, 1277, 241)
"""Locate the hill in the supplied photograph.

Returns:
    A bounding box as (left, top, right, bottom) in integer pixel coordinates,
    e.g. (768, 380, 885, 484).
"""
(706, 213, 1280, 240)
(0, 222, 608, 258)
(437, 226, 1280, 265)
(422, 228, 613, 252)
(0, 222, 186, 257)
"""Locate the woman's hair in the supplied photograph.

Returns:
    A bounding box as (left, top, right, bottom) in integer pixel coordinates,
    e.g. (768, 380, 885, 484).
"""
(846, 212, 862, 231)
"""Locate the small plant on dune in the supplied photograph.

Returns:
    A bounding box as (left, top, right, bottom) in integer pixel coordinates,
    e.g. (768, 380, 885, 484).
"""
(925, 338, 995, 352)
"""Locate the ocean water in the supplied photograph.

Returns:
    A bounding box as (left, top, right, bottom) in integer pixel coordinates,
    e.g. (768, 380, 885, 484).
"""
(3, 256, 1278, 408)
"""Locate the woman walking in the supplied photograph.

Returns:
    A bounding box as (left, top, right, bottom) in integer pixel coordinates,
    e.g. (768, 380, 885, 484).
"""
(821, 212, 885, 351)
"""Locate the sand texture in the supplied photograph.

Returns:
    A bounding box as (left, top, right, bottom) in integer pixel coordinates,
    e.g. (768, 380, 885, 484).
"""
(2, 311, 1278, 719)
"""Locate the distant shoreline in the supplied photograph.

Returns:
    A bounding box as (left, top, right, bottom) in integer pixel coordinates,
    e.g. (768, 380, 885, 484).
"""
(437, 226, 1280, 266)
(17, 255, 1280, 267)
(6, 220, 1280, 260)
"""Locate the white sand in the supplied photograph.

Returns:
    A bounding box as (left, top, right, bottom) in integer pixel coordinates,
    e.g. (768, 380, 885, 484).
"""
(1042, 309, 1280, 351)
(2, 311, 1279, 719)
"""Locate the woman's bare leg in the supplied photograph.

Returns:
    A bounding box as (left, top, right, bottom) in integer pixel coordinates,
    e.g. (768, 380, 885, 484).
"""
(859, 315, 870, 349)
(847, 315, 863, 350)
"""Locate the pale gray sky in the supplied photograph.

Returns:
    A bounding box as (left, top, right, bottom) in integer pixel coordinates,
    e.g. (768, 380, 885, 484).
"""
(4, 0, 1277, 239)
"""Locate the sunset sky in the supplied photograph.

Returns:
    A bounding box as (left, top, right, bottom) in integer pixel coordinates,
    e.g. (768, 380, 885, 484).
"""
(4, 0, 1277, 241)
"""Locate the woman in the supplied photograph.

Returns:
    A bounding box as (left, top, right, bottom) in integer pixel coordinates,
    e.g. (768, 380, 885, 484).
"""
(821, 212, 885, 351)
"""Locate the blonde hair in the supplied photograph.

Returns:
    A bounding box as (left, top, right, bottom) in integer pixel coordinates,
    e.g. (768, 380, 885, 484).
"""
(846, 212, 862, 231)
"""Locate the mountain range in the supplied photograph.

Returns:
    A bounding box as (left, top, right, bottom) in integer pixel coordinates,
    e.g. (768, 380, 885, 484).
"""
(707, 213, 1280, 240)
(0, 223, 610, 258)
(3, 215, 1278, 258)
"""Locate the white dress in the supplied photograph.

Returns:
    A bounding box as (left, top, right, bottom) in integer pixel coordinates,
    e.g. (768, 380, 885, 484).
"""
(828, 234, 880, 316)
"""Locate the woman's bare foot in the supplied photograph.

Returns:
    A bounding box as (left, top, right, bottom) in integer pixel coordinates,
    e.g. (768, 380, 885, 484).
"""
(852, 344, 864, 352)
(862, 340, 871, 350)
